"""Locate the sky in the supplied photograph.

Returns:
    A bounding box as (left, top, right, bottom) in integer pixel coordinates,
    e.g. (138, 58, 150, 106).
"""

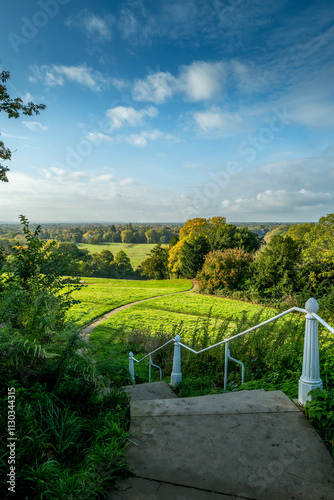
(0, 0, 334, 223)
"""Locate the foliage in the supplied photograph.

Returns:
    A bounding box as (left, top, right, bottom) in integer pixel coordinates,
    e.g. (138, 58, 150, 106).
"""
(0, 382, 129, 498)
(114, 250, 134, 277)
(168, 217, 260, 279)
(0, 216, 131, 497)
(197, 248, 253, 293)
(0, 70, 46, 182)
(304, 388, 334, 457)
(208, 224, 261, 253)
(251, 235, 302, 299)
(139, 243, 169, 279)
(178, 234, 211, 278)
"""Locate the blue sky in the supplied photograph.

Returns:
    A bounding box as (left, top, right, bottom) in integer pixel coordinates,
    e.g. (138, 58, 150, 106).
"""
(0, 0, 333, 223)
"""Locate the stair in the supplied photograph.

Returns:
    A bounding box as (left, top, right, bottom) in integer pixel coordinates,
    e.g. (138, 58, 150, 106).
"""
(108, 382, 334, 500)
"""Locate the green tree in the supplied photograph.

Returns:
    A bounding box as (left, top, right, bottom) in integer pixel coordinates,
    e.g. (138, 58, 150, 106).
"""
(197, 248, 253, 293)
(121, 229, 134, 243)
(145, 228, 159, 244)
(140, 243, 169, 279)
(114, 250, 134, 277)
(178, 234, 211, 279)
(301, 214, 334, 292)
(252, 235, 302, 298)
(1, 71, 46, 181)
(209, 224, 261, 253)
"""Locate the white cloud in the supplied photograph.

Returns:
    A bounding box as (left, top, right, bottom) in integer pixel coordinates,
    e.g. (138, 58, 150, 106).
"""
(290, 98, 334, 128)
(29, 65, 109, 91)
(179, 61, 225, 101)
(226, 189, 332, 214)
(1, 132, 29, 140)
(22, 121, 48, 132)
(132, 72, 177, 104)
(120, 177, 136, 186)
(87, 132, 113, 143)
(0, 171, 181, 223)
(93, 174, 115, 183)
(122, 129, 179, 147)
(66, 9, 114, 42)
(193, 109, 243, 136)
(105, 106, 158, 131)
(132, 61, 226, 104)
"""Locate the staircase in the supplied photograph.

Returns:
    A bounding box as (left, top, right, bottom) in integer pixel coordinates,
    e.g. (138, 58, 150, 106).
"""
(108, 382, 334, 500)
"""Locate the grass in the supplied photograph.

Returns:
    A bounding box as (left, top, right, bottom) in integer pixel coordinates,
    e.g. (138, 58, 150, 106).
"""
(68, 278, 193, 327)
(77, 243, 158, 269)
(89, 292, 275, 343)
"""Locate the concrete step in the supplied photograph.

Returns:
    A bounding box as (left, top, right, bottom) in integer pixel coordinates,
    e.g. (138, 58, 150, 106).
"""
(115, 386, 334, 500)
(123, 381, 178, 402)
(131, 389, 295, 417)
(109, 477, 244, 499)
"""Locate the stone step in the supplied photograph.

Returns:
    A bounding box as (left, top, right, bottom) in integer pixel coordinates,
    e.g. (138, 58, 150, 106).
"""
(122, 381, 178, 402)
(131, 389, 298, 417)
(117, 387, 334, 500)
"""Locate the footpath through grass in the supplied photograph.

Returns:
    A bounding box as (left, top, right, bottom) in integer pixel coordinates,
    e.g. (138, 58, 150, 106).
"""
(68, 278, 193, 327)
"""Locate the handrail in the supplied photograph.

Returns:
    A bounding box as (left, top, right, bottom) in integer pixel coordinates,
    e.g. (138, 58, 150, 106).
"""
(311, 313, 334, 335)
(128, 298, 333, 406)
(131, 338, 174, 363)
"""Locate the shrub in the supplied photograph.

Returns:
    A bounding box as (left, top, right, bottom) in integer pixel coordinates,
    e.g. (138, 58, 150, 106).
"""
(197, 248, 253, 293)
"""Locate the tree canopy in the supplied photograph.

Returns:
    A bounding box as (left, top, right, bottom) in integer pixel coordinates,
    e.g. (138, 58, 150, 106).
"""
(0, 70, 46, 182)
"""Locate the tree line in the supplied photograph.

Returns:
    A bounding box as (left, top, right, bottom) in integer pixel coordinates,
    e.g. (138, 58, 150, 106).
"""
(140, 214, 334, 303)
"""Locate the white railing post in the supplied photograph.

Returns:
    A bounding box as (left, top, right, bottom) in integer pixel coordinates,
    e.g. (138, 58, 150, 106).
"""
(224, 342, 229, 390)
(170, 335, 182, 386)
(129, 351, 135, 382)
(298, 298, 323, 405)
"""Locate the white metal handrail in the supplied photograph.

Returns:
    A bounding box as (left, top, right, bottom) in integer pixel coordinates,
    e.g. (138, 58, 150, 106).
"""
(128, 298, 334, 405)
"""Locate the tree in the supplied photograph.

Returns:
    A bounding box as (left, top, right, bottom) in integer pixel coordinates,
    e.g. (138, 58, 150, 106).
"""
(145, 228, 159, 244)
(252, 235, 302, 298)
(140, 243, 169, 279)
(0, 216, 80, 343)
(300, 214, 334, 292)
(197, 249, 253, 293)
(178, 234, 211, 279)
(121, 229, 134, 243)
(209, 224, 261, 253)
(114, 250, 134, 277)
(1, 70, 46, 181)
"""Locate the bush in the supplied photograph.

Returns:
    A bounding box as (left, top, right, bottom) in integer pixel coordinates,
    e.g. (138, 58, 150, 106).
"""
(197, 248, 253, 293)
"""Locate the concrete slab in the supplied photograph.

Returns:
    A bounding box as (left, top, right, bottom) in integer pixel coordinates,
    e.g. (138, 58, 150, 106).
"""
(126, 411, 334, 499)
(131, 390, 299, 418)
(123, 382, 178, 402)
(108, 477, 244, 499)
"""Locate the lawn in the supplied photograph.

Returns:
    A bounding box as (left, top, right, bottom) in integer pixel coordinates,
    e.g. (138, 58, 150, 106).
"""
(77, 242, 158, 269)
(89, 292, 276, 345)
(68, 278, 193, 327)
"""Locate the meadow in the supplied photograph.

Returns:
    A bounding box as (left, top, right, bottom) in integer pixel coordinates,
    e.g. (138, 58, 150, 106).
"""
(77, 242, 157, 268)
(68, 277, 333, 402)
(68, 277, 193, 327)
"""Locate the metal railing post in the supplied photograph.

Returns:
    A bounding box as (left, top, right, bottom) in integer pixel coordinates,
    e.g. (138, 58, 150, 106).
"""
(224, 342, 229, 390)
(170, 335, 182, 386)
(129, 351, 135, 382)
(298, 298, 323, 405)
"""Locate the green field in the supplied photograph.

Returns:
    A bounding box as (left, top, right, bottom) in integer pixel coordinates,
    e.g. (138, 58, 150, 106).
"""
(77, 242, 157, 268)
(68, 278, 193, 327)
(89, 292, 276, 343)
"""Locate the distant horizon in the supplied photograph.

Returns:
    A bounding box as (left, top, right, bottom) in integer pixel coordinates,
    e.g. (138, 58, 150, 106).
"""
(0, 219, 317, 226)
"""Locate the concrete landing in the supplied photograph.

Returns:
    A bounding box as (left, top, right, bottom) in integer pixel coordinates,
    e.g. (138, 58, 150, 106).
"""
(109, 383, 334, 500)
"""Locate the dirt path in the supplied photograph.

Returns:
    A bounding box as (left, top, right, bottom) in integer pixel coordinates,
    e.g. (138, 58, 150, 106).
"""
(82, 280, 198, 339)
